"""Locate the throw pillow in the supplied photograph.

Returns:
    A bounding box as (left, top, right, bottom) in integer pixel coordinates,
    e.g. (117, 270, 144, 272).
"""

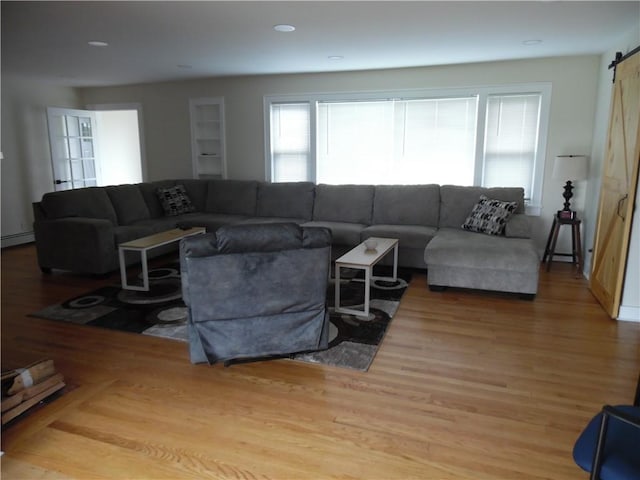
(156, 184, 195, 216)
(462, 195, 518, 235)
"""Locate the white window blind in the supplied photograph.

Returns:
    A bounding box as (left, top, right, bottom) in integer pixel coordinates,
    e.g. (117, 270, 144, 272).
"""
(317, 101, 394, 184)
(270, 103, 311, 182)
(265, 84, 550, 212)
(482, 94, 542, 200)
(398, 97, 477, 185)
(317, 97, 477, 185)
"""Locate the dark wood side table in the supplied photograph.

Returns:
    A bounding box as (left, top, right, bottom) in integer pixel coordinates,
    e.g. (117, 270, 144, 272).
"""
(542, 215, 583, 275)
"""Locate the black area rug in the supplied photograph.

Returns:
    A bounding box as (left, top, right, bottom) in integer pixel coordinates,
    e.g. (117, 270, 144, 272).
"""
(30, 265, 411, 371)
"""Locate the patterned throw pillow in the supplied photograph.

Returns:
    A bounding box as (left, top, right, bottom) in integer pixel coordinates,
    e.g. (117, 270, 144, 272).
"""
(462, 195, 518, 235)
(156, 184, 195, 216)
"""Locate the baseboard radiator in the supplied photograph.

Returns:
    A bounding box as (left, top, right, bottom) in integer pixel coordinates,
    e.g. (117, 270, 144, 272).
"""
(1, 232, 35, 248)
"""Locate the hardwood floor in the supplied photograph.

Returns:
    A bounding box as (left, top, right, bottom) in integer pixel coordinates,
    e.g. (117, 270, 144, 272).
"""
(1, 243, 639, 479)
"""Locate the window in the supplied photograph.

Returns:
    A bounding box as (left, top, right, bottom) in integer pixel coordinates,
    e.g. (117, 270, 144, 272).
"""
(265, 84, 550, 213)
(482, 94, 542, 201)
(269, 103, 311, 182)
(317, 97, 478, 185)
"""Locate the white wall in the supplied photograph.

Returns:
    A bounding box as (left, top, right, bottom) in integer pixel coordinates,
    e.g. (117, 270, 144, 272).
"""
(1, 74, 81, 246)
(94, 110, 143, 186)
(79, 55, 600, 256)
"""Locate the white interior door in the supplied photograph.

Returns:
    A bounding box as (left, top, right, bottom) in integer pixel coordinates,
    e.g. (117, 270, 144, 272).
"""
(46, 107, 99, 191)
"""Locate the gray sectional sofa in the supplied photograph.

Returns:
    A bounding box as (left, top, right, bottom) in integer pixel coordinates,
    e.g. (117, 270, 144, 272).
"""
(32, 179, 541, 296)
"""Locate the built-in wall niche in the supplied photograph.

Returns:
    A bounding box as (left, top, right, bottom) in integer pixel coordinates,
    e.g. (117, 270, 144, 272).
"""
(189, 97, 226, 179)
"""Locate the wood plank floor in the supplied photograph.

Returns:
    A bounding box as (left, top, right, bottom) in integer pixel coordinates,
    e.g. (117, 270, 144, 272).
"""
(1, 243, 639, 479)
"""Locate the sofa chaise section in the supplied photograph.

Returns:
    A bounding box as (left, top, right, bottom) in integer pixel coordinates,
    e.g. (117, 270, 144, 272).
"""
(424, 185, 540, 297)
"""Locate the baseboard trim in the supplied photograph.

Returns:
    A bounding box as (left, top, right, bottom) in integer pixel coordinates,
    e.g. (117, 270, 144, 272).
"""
(1, 232, 35, 248)
(618, 305, 640, 323)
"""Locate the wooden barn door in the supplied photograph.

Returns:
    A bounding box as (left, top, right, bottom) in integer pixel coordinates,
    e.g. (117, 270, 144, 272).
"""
(590, 51, 640, 319)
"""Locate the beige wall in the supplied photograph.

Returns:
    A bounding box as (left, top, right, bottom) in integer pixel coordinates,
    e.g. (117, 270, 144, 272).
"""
(79, 55, 601, 254)
(1, 74, 81, 246)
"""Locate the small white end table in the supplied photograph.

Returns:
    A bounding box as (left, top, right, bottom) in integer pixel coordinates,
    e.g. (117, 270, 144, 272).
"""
(118, 227, 206, 291)
(335, 237, 399, 319)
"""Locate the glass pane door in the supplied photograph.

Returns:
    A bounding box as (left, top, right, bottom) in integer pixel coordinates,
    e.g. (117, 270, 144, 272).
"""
(46, 108, 98, 191)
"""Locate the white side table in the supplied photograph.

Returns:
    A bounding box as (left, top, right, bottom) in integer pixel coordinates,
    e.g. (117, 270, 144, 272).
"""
(118, 227, 205, 291)
(335, 237, 399, 320)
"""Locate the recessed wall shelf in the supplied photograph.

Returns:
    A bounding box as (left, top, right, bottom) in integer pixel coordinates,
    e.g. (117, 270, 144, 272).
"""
(189, 97, 226, 180)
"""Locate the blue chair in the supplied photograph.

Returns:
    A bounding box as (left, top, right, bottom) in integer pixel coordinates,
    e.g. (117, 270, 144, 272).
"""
(573, 373, 640, 480)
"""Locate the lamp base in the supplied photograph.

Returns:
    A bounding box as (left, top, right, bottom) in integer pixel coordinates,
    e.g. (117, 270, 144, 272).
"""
(557, 209, 576, 220)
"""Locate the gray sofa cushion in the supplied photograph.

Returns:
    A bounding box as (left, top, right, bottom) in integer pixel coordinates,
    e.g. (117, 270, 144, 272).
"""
(425, 227, 539, 272)
(132, 213, 245, 233)
(40, 187, 118, 224)
(206, 180, 258, 216)
(177, 179, 208, 212)
(439, 185, 525, 229)
(313, 184, 374, 224)
(256, 182, 315, 220)
(505, 214, 533, 238)
(139, 180, 177, 218)
(113, 225, 156, 245)
(362, 224, 438, 249)
(106, 184, 151, 225)
(238, 216, 307, 225)
(303, 220, 363, 245)
(424, 227, 539, 294)
(373, 184, 440, 226)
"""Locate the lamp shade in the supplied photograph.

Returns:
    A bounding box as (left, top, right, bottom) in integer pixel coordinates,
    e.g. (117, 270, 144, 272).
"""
(552, 155, 588, 181)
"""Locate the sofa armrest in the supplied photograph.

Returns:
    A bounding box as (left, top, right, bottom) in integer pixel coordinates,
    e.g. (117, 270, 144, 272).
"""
(505, 214, 532, 239)
(34, 217, 117, 274)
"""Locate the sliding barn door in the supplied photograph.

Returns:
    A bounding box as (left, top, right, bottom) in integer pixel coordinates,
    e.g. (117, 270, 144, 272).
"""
(590, 52, 640, 319)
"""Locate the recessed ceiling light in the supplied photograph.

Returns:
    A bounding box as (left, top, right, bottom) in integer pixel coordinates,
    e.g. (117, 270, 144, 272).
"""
(88, 40, 109, 47)
(328, 56, 344, 60)
(522, 39, 542, 46)
(273, 24, 296, 33)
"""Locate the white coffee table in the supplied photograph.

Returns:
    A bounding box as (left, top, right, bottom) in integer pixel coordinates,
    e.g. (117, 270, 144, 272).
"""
(118, 227, 206, 291)
(334, 237, 399, 319)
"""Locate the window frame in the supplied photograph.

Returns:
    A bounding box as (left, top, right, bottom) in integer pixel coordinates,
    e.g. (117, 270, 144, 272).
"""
(264, 83, 551, 215)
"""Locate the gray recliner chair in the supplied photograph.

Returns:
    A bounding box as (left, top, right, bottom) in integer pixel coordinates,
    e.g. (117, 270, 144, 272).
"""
(180, 223, 332, 365)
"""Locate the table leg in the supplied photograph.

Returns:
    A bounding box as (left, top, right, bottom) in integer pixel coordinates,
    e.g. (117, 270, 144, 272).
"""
(546, 221, 561, 272)
(141, 250, 149, 291)
(573, 222, 583, 277)
(335, 263, 341, 311)
(119, 247, 128, 289)
(392, 243, 398, 281)
(543, 217, 558, 264)
(363, 267, 371, 317)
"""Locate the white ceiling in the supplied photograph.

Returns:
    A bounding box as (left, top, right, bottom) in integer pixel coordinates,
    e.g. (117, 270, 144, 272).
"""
(2, 1, 638, 87)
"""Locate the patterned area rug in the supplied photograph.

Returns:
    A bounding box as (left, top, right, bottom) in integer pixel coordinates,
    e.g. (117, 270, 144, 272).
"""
(30, 265, 411, 371)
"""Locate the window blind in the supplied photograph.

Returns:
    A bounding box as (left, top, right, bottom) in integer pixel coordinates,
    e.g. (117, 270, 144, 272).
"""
(270, 103, 311, 182)
(482, 94, 542, 199)
(316, 97, 477, 185)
